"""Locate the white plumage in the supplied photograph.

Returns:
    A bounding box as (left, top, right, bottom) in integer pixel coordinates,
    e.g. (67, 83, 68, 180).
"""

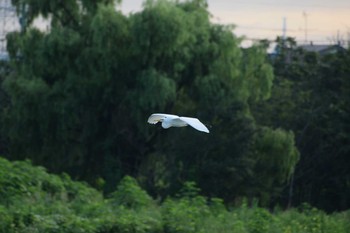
(147, 113, 209, 133)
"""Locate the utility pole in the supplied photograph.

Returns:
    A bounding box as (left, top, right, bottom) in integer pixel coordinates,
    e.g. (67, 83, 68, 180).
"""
(337, 30, 341, 45)
(303, 11, 308, 43)
(282, 17, 287, 39)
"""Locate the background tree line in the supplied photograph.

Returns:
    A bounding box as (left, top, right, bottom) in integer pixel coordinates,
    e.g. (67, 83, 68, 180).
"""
(252, 38, 350, 211)
(0, 0, 348, 212)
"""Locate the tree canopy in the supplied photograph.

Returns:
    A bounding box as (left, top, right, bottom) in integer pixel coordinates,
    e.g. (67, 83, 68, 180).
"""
(1, 0, 301, 207)
(252, 37, 350, 211)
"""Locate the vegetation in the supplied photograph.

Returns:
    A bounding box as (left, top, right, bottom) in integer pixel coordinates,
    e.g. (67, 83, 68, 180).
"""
(0, 157, 349, 233)
(252, 38, 350, 211)
(1, 0, 299, 206)
(0, 1, 349, 230)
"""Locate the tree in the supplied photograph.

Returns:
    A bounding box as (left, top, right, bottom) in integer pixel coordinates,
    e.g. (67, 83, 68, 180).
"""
(252, 37, 350, 211)
(2, 0, 297, 207)
(252, 127, 299, 206)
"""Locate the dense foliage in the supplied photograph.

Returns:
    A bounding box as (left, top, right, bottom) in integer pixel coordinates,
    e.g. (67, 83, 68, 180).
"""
(252, 38, 350, 211)
(1, 157, 349, 233)
(0, 0, 349, 213)
(1, 0, 299, 207)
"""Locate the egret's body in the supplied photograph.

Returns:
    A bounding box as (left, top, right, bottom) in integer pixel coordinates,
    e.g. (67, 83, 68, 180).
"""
(147, 113, 209, 133)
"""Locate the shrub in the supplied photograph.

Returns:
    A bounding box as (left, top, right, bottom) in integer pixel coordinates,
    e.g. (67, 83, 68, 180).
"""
(0, 157, 349, 233)
(108, 176, 154, 209)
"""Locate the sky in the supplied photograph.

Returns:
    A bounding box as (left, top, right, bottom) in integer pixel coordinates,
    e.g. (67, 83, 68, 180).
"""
(1, 0, 350, 54)
(120, 0, 350, 47)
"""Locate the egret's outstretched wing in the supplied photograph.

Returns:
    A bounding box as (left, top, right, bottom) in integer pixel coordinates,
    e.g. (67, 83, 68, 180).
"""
(147, 113, 179, 124)
(179, 117, 209, 133)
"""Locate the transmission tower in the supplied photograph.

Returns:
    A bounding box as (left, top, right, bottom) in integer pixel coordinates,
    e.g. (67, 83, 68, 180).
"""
(0, 0, 20, 60)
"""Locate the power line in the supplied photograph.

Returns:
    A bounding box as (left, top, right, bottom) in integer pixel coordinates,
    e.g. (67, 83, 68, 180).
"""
(236, 25, 318, 33)
(241, 36, 345, 45)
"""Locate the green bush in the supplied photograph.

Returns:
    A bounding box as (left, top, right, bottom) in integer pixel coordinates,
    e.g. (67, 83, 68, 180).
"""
(108, 176, 154, 209)
(0, 157, 349, 233)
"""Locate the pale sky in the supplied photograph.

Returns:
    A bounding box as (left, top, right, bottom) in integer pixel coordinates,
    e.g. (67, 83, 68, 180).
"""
(120, 0, 350, 47)
(1, 0, 350, 53)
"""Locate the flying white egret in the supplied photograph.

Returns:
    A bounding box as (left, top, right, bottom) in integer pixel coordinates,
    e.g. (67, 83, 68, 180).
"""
(147, 113, 209, 133)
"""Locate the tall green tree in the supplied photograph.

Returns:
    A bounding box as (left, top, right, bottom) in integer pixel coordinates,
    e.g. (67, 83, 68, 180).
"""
(3, 0, 298, 206)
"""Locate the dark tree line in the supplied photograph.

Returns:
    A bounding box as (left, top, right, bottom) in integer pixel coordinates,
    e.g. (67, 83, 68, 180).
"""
(253, 37, 350, 211)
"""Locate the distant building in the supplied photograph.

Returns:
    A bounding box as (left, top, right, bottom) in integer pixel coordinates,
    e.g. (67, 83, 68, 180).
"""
(0, 0, 20, 61)
(299, 43, 346, 56)
(269, 41, 347, 64)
